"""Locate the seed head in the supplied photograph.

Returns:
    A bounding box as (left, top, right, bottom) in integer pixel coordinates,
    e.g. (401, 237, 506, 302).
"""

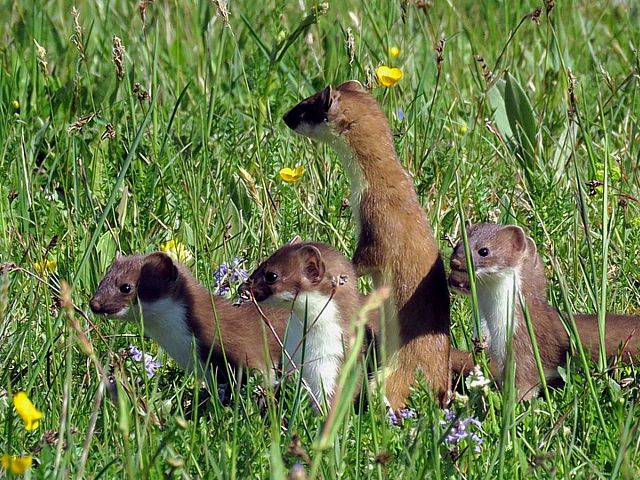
(112, 35, 126, 81)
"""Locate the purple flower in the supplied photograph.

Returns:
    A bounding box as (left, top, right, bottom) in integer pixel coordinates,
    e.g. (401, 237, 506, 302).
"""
(145, 359, 162, 378)
(396, 108, 405, 121)
(129, 345, 143, 362)
(389, 408, 416, 426)
(128, 345, 162, 379)
(213, 257, 249, 296)
(440, 409, 483, 453)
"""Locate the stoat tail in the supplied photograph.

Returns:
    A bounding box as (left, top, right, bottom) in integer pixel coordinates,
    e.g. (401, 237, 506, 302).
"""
(572, 313, 640, 362)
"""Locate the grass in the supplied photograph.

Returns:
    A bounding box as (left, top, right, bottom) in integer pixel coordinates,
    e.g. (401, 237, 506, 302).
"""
(1, 0, 639, 477)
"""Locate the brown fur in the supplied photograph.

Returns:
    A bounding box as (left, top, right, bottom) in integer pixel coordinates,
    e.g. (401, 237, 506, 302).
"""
(449, 223, 640, 399)
(239, 241, 370, 409)
(90, 252, 288, 383)
(284, 81, 450, 408)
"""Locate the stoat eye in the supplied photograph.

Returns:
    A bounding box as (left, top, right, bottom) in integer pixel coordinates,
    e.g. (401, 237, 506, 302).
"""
(119, 283, 133, 294)
(265, 272, 278, 284)
(478, 247, 489, 257)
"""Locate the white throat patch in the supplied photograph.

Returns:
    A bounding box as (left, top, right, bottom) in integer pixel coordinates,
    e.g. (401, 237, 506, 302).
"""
(475, 269, 521, 371)
(133, 297, 200, 374)
(329, 138, 368, 232)
(297, 122, 368, 233)
(283, 291, 345, 405)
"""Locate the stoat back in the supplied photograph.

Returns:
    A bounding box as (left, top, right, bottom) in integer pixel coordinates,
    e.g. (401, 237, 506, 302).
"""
(90, 252, 287, 381)
(283, 81, 451, 409)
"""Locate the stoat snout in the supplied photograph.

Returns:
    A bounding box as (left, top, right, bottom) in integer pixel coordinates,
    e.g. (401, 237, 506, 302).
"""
(448, 271, 471, 294)
(89, 298, 131, 319)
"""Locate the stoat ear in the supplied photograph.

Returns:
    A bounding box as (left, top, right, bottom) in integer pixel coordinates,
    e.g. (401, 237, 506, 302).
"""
(144, 252, 178, 282)
(319, 85, 333, 112)
(525, 236, 538, 256)
(501, 225, 527, 253)
(299, 245, 325, 284)
(337, 80, 365, 92)
(287, 235, 303, 245)
(525, 236, 543, 269)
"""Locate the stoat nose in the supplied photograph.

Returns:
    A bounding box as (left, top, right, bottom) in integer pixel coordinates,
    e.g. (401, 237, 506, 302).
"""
(450, 257, 463, 270)
(89, 297, 103, 314)
(237, 281, 252, 300)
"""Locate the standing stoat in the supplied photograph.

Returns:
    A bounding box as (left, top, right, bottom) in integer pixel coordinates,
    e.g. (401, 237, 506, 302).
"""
(448, 223, 640, 399)
(283, 81, 450, 408)
(239, 241, 365, 410)
(90, 252, 289, 384)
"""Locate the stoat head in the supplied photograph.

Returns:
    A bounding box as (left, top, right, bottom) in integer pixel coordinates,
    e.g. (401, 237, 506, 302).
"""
(448, 223, 530, 294)
(283, 80, 386, 143)
(240, 240, 335, 308)
(90, 252, 178, 319)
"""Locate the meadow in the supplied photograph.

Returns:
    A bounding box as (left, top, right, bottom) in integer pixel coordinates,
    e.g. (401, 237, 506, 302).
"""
(1, 0, 639, 477)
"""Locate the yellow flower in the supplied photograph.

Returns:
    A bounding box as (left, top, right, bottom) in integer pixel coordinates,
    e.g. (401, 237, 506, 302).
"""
(159, 239, 194, 266)
(11, 100, 20, 111)
(389, 46, 400, 58)
(595, 162, 621, 182)
(13, 392, 43, 431)
(279, 165, 305, 184)
(2, 455, 32, 475)
(34, 259, 56, 275)
(375, 66, 403, 87)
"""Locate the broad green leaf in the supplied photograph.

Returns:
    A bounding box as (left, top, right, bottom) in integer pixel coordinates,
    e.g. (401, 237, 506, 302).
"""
(504, 72, 538, 172)
(487, 79, 513, 142)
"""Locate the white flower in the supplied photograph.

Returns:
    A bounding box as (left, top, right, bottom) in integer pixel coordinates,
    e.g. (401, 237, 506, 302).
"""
(465, 365, 491, 393)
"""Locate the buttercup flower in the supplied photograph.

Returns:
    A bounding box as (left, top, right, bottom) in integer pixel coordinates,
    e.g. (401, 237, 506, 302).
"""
(159, 239, 194, 266)
(13, 392, 43, 431)
(34, 259, 56, 275)
(2, 454, 32, 475)
(389, 46, 400, 58)
(213, 257, 249, 296)
(375, 66, 403, 87)
(279, 165, 305, 184)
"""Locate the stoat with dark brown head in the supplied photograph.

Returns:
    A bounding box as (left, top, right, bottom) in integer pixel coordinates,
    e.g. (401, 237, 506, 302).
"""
(449, 223, 640, 400)
(283, 81, 450, 409)
(90, 252, 288, 384)
(239, 241, 363, 409)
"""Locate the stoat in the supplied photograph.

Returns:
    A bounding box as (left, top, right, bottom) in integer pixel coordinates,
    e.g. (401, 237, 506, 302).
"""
(448, 222, 640, 399)
(239, 240, 365, 410)
(283, 81, 450, 408)
(90, 252, 288, 384)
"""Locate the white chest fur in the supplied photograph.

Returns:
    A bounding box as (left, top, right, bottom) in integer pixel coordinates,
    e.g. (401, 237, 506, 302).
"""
(476, 270, 521, 371)
(283, 292, 345, 404)
(135, 298, 200, 374)
(330, 137, 368, 233)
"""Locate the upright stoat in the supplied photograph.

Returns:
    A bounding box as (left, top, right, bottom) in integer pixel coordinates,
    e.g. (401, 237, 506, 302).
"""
(448, 223, 640, 399)
(90, 252, 289, 383)
(283, 81, 450, 408)
(239, 241, 365, 409)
